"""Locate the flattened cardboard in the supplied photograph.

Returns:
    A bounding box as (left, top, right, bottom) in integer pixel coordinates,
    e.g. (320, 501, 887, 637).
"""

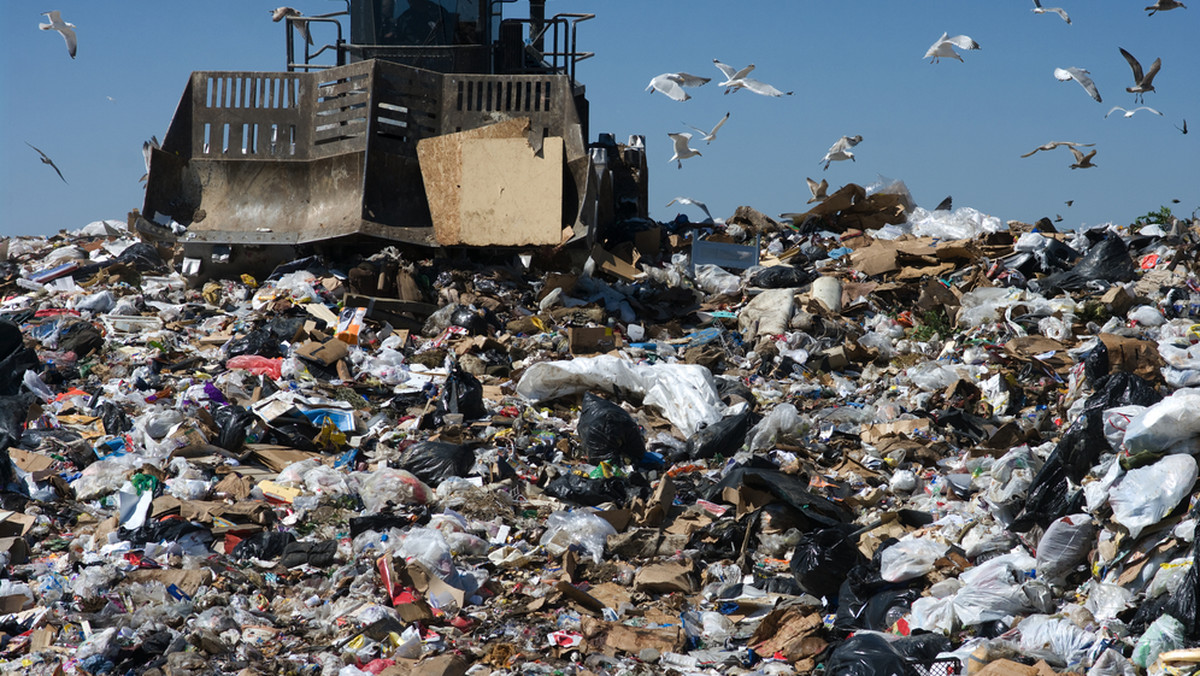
(568, 326, 623, 355)
(0, 510, 36, 537)
(9, 448, 56, 481)
(1099, 333, 1165, 381)
(296, 337, 349, 367)
(0, 536, 29, 565)
(749, 607, 825, 662)
(581, 616, 684, 655)
(589, 244, 641, 282)
(860, 420, 931, 445)
(632, 560, 695, 594)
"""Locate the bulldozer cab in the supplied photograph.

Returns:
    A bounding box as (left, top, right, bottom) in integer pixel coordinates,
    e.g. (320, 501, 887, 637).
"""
(142, 1, 646, 274)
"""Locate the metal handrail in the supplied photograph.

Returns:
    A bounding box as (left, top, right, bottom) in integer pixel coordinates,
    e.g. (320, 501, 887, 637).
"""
(285, 13, 349, 72)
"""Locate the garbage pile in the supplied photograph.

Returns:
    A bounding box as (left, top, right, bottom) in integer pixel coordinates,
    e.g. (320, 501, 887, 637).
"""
(2, 184, 1199, 676)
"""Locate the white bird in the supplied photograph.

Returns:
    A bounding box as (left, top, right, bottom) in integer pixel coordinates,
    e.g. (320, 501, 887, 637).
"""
(1119, 48, 1161, 104)
(820, 135, 862, 170)
(1068, 146, 1098, 169)
(667, 132, 701, 169)
(712, 59, 792, 97)
(646, 72, 709, 102)
(1145, 0, 1187, 15)
(1106, 105, 1163, 118)
(1054, 67, 1102, 102)
(806, 177, 829, 204)
(666, 197, 714, 223)
(140, 136, 161, 183)
(924, 32, 980, 63)
(271, 7, 312, 45)
(1032, 0, 1072, 23)
(1020, 141, 1094, 157)
(687, 112, 730, 144)
(39, 10, 77, 59)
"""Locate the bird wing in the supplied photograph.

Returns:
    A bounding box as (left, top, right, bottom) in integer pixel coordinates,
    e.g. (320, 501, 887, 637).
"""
(666, 197, 712, 221)
(806, 177, 820, 197)
(1056, 67, 1101, 102)
(1033, 0, 1043, 7)
(42, 10, 62, 23)
(1020, 147, 1043, 158)
(1050, 8, 1071, 23)
(829, 135, 860, 153)
(731, 64, 756, 81)
(668, 133, 694, 154)
(25, 141, 51, 161)
(674, 73, 711, 88)
(712, 59, 737, 80)
(1082, 150, 1096, 162)
(1069, 147, 1084, 162)
(649, 75, 689, 101)
(1136, 106, 1163, 115)
(924, 32, 950, 58)
(1106, 106, 1127, 118)
(945, 35, 980, 50)
(1142, 58, 1162, 86)
(1119, 48, 1144, 82)
(740, 78, 788, 97)
(709, 112, 730, 137)
(60, 25, 77, 58)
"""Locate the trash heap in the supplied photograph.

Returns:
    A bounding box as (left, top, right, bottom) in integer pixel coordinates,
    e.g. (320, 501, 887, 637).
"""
(1, 183, 1199, 676)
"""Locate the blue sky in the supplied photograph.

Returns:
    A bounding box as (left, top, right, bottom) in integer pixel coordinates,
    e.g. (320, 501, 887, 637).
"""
(2, 1, 1196, 238)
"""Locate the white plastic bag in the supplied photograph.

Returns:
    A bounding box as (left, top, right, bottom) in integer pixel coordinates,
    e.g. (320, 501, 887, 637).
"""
(880, 536, 949, 582)
(1132, 614, 1185, 668)
(693, 264, 741, 296)
(1121, 391, 1200, 456)
(358, 468, 431, 513)
(539, 510, 617, 563)
(1035, 514, 1096, 583)
(747, 403, 804, 452)
(1017, 614, 1097, 668)
(1108, 454, 1197, 538)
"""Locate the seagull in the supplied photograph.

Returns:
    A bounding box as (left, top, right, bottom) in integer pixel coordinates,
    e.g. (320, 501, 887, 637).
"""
(1020, 140, 1095, 157)
(271, 7, 312, 45)
(1176, 119, 1188, 134)
(687, 112, 730, 144)
(1032, 0, 1072, 23)
(26, 142, 67, 183)
(666, 197, 714, 223)
(820, 135, 862, 170)
(39, 10, 77, 59)
(924, 32, 980, 63)
(140, 136, 161, 183)
(1068, 146, 1097, 169)
(806, 177, 829, 204)
(934, 196, 953, 211)
(1118, 48, 1161, 104)
(1065, 200, 1074, 206)
(646, 72, 710, 102)
(1054, 67, 1101, 102)
(1106, 105, 1163, 118)
(712, 59, 792, 97)
(1145, 0, 1187, 15)
(667, 132, 701, 169)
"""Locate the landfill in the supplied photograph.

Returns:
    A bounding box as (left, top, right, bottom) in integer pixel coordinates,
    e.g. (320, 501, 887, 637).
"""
(2, 182, 1199, 676)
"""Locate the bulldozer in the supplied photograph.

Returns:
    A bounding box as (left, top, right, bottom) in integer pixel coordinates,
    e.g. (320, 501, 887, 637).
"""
(142, 0, 648, 277)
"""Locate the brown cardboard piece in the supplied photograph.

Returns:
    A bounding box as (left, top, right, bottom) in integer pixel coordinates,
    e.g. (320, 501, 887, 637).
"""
(589, 244, 641, 282)
(749, 606, 825, 662)
(0, 510, 36, 537)
(296, 337, 349, 367)
(246, 445, 325, 473)
(8, 448, 56, 481)
(632, 560, 695, 594)
(1099, 333, 1165, 381)
(1099, 286, 1135, 316)
(860, 420, 931, 445)
(0, 536, 29, 565)
(581, 616, 684, 656)
(123, 568, 214, 596)
(568, 326, 623, 355)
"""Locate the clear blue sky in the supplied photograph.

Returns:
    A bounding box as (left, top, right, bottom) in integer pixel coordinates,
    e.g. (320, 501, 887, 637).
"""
(2, 1, 1196, 238)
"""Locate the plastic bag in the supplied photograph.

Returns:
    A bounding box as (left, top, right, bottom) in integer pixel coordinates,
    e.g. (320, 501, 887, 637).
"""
(211, 404, 257, 452)
(686, 408, 752, 459)
(747, 265, 813, 289)
(1017, 614, 1097, 669)
(397, 441, 474, 486)
(577, 392, 644, 464)
(539, 510, 616, 563)
(1108, 454, 1197, 539)
(225, 355, 283, 380)
(396, 527, 456, 579)
(823, 630, 909, 676)
(1036, 235, 1136, 294)
(790, 525, 866, 600)
(1131, 614, 1185, 668)
(694, 264, 741, 296)
(1035, 514, 1096, 584)
(232, 531, 296, 560)
(358, 468, 431, 512)
(544, 472, 631, 507)
(440, 362, 486, 420)
(907, 205, 1002, 241)
(748, 403, 804, 452)
(909, 595, 957, 634)
(880, 536, 949, 582)
(1163, 535, 1199, 640)
(0, 320, 40, 397)
(1088, 649, 1137, 676)
(1121, 391, 1200, 460)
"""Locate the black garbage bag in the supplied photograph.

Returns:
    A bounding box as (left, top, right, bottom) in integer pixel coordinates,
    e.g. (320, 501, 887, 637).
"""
(440, 363, 486, 420)
(1036, 235, 1136, 293)
(791, 525, 867, 600)
(578, 393, 644, 464)
(0, 393, 35, 488)
(211, 405, 257, 453)
(687, 408, 753, 459)
(714, 376, 756, 408)
(1163, 528, 1200, 640)
(231, 531, 296, 560)
(748, 265, 815, 289)
(892, 634, 952, 662)
(824, 633, 912, 676)
(113, 242, 168, 272)
(99, 401, 132, 435)
(120, 518, 214, 550)
(225, 326, 280, 359)
(544, 472, 631, 507)
(450, 305, 488, 335)
(1064, 371, 1160, 479)
(1084, 340, 1110, 382)
(264, 417, 320, 452)
(267, 255, 330, 281)
(1008, 452, 1085, 533)
(0, 320, 39, 397)
(57, 320, 104, 357)
(280, 540, 338, 568)
(687, 515, 748, 560)
(835, 561, 923, 632)
(398, 441, 474, 486)
(350, 514, 420, 539)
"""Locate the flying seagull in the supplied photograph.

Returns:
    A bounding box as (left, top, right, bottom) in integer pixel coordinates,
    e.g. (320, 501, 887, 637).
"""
(924, 32, 980, 63)
(140, 136, 161, 183)
(1068, 146, 1097, 169)
(712, 59, 792, 97)
(1176, 119, 1188, 134)
(271, 7, 312, 45)
(666, 197, 714, 223)
(39, 10, 77, 59)
(1032, 0, 1072, 23)
(1118, 48, 1161, 104)
(806, 177, 829, 204)
(1065, 200, 1074, 207)
(1020, 141, 1094, 158)
(646, 72, 710, 102)
(667, 132, 701, 169)
(26, 142, 67, 183)
(1145, 0, 1187, 15)
(820, 135, 862, 170)
(1106, 105, 1162, 118)
(687, 112, 730, 144)
(1054, 67, 1101, 102)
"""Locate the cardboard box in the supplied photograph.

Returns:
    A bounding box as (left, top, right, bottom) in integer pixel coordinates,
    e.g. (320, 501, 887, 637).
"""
(568, 326, 622, 354)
